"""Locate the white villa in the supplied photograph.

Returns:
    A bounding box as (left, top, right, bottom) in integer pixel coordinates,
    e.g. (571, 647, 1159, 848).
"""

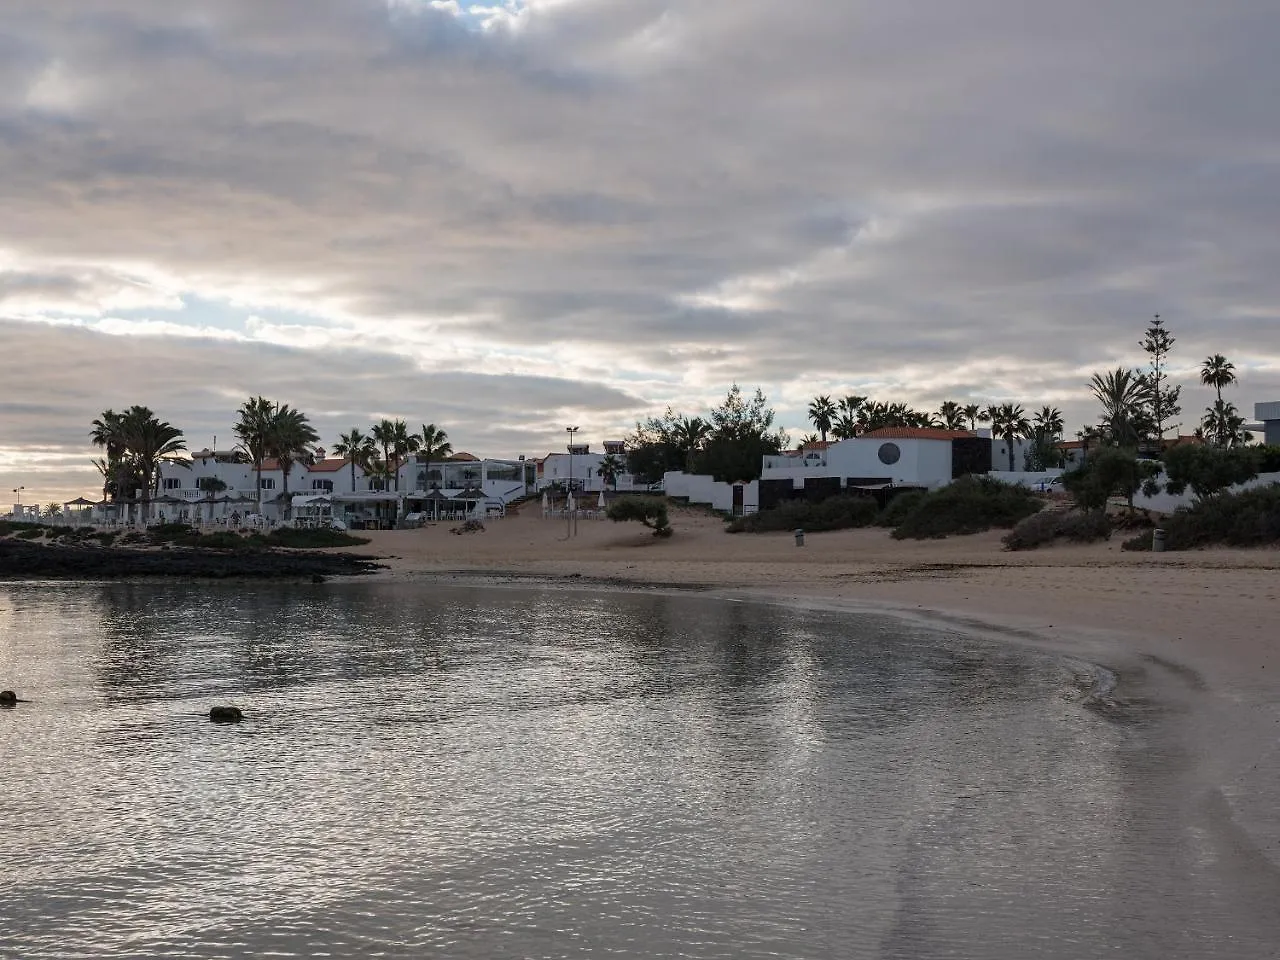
(535, 440, 646, 493)
(66, 447, 537, 529)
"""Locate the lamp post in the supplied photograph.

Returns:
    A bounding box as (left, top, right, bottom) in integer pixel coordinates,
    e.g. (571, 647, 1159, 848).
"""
(12, 486, 24, 519)
(565, 426, 579, 536)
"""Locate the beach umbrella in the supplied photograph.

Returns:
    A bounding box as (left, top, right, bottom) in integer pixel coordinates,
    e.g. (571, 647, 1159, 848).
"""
(597, 490, 606, 509)
(541, 491, 549, 517)
(65, 497, 96, 506)
(567, 493, 575, 514)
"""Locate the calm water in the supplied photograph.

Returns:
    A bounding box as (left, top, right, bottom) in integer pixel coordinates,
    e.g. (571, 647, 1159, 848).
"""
(1, 581, 1277, 959)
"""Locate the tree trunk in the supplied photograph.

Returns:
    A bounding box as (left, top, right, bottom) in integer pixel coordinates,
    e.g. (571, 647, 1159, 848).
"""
(1007, 436, 1015, 472)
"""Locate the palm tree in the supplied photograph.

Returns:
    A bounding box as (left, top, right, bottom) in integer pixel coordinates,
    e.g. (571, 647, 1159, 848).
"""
(963, 403, 986, 432)
(417, 423, 453, 462)
(807, 395, 837, 442)
(1203, 399, 1248, 448)
(1200, 354, 1237, 406)
(334, 428, 375, 493)
(1033, 406, 1064, 440)
(266, 405, 319, 520)
(233, 396, 275, 512)
(597, 453, 626, 490)
(371, 419, 395, 480)
(937, 401, 967, 431)
(120, 405, 188, 523)
(831, 414, 859, 440)
(1089, 368, 1150, 447)
(799, 432, 821, 449)
(90, 409, 131, 502)
(989, 403, 1032, 471)
(671, 415, 711, 472)
(387, 419, 420, 491)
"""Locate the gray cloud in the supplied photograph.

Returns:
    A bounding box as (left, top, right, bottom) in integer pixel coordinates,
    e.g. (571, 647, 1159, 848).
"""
(2, 0, 1280, 499)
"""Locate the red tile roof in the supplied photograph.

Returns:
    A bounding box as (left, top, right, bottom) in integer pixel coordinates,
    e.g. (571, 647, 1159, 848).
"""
(446, 452, 480, 462)
(860, 428, 977, 440)
(308, 458, 347, 473)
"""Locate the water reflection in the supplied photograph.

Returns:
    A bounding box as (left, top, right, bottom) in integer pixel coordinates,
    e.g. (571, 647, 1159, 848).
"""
(2, 581, 1278, 959)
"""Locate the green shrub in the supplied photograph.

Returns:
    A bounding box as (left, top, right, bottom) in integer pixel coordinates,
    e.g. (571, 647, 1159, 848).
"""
(875, 490, 927, 527)
(892, 476, 1042, 540)
(15, 527, 45, 540)
(1002, 509, 1111, 551)
(264, 528, 370, 549)
(606, 496, 672, 537)
(1158, 484, 1280, 549)
(727, 495, 880, 533)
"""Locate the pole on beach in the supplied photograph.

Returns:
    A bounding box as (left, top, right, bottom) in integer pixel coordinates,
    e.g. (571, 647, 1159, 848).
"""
(565, 425, 579, 539)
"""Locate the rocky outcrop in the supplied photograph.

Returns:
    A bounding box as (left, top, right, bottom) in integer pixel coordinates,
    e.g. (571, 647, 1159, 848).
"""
(0, 538, 383, 581)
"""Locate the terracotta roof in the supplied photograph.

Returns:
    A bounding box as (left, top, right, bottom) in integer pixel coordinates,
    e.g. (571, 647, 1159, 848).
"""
(860, 428, 977, 440)
(800, 440, 833, 450)
(308, 458, 347, 473)
(446, 452, 480, 462)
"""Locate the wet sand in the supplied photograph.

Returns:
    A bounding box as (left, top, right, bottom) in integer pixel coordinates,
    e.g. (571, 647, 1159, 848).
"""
(345, 502, 1280, 875)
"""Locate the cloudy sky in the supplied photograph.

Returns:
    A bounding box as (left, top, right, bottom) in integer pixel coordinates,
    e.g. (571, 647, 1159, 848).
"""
(3, 0, 1280, 503)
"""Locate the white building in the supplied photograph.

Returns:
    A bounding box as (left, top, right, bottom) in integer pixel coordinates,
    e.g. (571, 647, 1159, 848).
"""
(536, 440, 644, 493)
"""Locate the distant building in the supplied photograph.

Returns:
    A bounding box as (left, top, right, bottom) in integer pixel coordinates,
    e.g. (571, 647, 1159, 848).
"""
(1256, 402, 1280, 446)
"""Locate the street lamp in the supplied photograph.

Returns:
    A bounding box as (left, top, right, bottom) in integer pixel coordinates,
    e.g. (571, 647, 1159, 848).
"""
(11, 486, 23, 506)
(565, 426, 579, 492)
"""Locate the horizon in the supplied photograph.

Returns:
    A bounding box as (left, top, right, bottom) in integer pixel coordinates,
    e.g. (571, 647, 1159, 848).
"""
(4, 1, 1280, 503)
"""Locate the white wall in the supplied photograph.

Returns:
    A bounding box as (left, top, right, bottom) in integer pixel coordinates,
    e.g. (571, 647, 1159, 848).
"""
(663, 472, 758, 514)
(823, 438, 952, 487)
(1131, 471, 1280, 514)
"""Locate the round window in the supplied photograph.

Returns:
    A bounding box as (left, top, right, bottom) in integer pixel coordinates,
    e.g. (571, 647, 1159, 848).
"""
(877, 442, 901, 465)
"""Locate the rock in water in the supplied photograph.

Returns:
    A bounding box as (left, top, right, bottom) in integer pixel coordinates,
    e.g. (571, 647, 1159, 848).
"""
(209, 706, 244, 723)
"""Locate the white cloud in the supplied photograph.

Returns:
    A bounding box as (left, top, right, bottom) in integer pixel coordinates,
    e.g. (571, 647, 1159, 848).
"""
(2, 0, 1280, 500)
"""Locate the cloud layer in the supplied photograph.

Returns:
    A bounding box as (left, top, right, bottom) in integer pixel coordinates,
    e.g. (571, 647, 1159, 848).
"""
(3, 0, 1280, 499)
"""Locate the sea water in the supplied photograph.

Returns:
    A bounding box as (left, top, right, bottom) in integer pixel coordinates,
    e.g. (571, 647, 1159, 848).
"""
(1, 581, 1277, 959)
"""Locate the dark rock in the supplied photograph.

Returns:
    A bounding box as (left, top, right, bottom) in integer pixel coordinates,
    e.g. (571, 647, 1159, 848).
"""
(311, 574, 326, 584)
(0, 538, 383, 581)
(0, 690, 17, 707)
(209, 706, 244, 723)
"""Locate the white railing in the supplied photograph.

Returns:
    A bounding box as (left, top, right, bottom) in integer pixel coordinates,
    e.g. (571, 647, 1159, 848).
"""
(762, 456, 826, 470)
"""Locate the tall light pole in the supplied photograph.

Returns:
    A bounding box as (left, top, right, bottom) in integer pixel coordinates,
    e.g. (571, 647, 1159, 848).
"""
(12, 486, 23, 506)
(565, 426, 579, 537)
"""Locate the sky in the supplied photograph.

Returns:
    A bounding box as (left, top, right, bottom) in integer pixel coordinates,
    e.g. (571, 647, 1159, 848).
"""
(3, 0, 1280, 505)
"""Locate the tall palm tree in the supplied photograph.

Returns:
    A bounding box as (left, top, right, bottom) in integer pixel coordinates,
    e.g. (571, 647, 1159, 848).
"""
(963, 403, 987, 432)
(333, 428, 375, 494)
(831, 414, 859, 441)
(417, 423, 453, 462)
(120, 405, 188, 523)
(266, 405, 319, 520)
(671, 415, 711, 472)
(233, 396, 276, 512)
(1033, 405, 1065, 440)
(989, 403, 1032, 471)
(90, 409, 130, 502)
(371, 419, 395, 479)
(1089, 368, 1150, 447)
(1200, 354, 1237, 405)
(388, 419, 419, 492)
(807, 395, 837, 442)
(937, 401, 967, 431)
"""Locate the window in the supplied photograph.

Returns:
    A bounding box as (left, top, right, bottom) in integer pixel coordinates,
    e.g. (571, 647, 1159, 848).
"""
(260, 478, 276, 490)
(877, 442, 901, 466)
(312, 479, 333, 492)
(163, 478, 181, 490)
(369, 478, 386, 492)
